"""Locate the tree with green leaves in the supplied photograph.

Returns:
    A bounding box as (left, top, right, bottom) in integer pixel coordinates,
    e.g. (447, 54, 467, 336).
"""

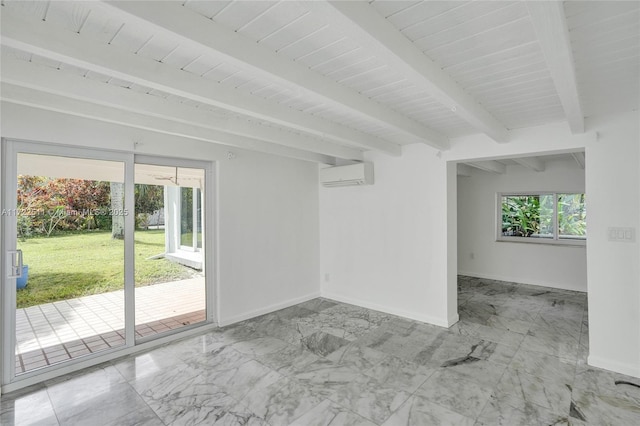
(135, 184, 164, 229)
(17, 176, 111, 237)
(501, 195, 553, 237)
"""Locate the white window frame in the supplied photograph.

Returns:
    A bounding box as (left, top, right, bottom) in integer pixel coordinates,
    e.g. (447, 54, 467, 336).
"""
(496, 191, 586, 246)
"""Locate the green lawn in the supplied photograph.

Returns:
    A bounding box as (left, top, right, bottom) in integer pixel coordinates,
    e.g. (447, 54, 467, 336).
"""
(16, 230, 195, 309)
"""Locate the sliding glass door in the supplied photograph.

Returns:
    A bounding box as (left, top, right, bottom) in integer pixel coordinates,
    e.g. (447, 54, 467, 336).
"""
(1, 141, 212, 389)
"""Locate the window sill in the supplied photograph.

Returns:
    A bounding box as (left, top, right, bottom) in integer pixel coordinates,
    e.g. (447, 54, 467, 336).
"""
(496, 237, 586, 247)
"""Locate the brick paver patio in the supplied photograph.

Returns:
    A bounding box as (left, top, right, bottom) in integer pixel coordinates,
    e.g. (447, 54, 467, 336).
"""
(15, 277, 205, 374)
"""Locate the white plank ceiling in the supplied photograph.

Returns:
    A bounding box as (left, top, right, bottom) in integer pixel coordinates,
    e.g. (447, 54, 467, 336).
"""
(459, 152, 586, 176)
(1, 1, 638, 164)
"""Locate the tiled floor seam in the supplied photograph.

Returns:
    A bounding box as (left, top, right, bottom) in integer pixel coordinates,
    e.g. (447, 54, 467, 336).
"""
(44, 386, 63, 426)
(388, 356, 430, 423)
(568, 305, 590, 420)
(400, 368, 443, 422)
(477, 349, 517, 420)
(116, 366, 169, 426)
(325, 392, 390, 426)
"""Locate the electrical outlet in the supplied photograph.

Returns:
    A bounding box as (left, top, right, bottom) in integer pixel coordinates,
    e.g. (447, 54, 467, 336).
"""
(470, 252, 475, 260)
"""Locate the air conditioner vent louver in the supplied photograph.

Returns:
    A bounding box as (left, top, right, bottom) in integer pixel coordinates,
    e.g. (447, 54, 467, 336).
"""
(320, 162, 374, 187)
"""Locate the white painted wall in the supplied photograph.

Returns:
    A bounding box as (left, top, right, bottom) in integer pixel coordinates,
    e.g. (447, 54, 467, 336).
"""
(217, 149, 320, 325)
(583, 112, 639, 378)
(320, 144, 456, 327)
(446, 111, 640, 378)
(1, 103, 320, 327)
(457, 160, 587, 292)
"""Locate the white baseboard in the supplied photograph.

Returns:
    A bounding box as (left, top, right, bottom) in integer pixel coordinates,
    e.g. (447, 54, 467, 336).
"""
(588, 355, 640, 379)
(458, 270, 587, 293)
(321, 291, 451, 328)
(218, 292, 321, 327)
(448, 313, 460, 327)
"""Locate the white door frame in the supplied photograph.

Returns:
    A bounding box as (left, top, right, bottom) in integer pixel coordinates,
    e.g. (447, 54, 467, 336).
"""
(1, 140, 216, 393)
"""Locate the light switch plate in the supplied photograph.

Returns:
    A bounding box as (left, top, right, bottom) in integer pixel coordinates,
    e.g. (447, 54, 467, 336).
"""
(607, 227, 636, 243)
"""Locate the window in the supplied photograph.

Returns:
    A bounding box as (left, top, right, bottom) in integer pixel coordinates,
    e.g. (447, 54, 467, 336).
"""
(498, 192, 586, 244)
(557, 193, 587, 240)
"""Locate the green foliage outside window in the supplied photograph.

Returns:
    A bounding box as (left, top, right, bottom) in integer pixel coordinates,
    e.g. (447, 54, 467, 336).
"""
(501, 193, 586, 241)
(558, 193, 587, 239)
(501, 195, 554, 238)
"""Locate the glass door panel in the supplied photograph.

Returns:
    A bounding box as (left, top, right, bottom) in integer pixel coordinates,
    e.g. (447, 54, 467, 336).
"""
(14, 153, 126, 375)
(133, 164, 205, 339)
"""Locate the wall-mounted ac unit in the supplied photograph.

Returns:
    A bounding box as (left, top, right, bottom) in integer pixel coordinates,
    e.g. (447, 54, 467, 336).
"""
(320, 162, 374, 187)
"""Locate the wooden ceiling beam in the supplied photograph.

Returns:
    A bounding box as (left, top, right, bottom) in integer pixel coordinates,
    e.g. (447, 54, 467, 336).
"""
(102, 1, 449, 149)
(1, 55, 363, 162)
(319, 1, 510, 143)
(572, 152, 586, 169)
(513, 156, 546, 172)
(467, 161, 507, 174)
(0, 11, 401, 156)
(527, 1, 585, 133)
(2, 84, 337, 164)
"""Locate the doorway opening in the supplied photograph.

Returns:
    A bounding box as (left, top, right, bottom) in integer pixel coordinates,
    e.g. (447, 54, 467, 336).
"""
(451, 151, 588, 364)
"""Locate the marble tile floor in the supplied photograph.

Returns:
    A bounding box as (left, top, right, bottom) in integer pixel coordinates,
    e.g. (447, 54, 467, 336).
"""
(2, 276, 639, 425)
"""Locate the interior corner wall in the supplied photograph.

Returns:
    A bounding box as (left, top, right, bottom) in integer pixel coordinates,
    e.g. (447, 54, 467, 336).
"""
(1, 103, 320, 328)
(457, 160, 587, 292)
(319, 144, 454, 327)
(584, 112, 640, 378)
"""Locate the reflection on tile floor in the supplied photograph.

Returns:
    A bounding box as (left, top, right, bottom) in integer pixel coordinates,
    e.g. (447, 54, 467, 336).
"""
(2, 276, 640, 425)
